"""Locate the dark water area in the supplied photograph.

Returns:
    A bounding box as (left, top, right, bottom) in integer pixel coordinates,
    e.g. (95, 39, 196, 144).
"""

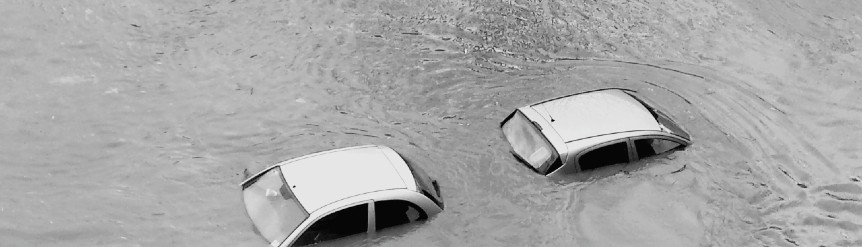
(1, 0, 861, 246)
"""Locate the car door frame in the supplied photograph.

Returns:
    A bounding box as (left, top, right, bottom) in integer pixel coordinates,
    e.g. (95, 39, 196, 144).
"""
(371, 199, 431, 233)
(573, 138, 635, 172)
(284, 200, 375, 247)
(628, 135, 688, 161)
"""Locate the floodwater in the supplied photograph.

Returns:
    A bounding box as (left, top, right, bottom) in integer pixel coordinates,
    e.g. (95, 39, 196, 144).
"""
(1, 0, 861, 246)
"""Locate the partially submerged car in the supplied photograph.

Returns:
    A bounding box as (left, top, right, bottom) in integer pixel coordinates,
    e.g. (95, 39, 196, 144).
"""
(501, 88, 692, 177)
(241, 145, 444, 247)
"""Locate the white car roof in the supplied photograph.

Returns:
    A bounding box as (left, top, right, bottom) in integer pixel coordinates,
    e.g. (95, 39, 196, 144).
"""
(529, 89, 660, 142)
(278, 145, 408, 214)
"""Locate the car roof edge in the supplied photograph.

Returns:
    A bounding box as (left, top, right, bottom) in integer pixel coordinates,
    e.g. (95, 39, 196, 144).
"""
(529, 87, 638, 106)
(239, 145, 386, 187)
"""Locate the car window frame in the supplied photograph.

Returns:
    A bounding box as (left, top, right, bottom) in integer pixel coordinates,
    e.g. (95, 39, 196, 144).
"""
(574, 139, 634, 172)
(372, 199, 428, 231)
(629, 136, 686, 160)
(287, 200, 374, 247)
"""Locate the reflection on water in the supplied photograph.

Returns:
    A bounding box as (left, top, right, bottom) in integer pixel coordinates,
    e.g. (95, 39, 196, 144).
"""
(1, 0, 860, 246)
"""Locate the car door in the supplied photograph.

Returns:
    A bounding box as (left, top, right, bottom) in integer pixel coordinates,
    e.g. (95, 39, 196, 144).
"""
(631, 137, 684, 160)
(576, 140, 632, 171)
(291, 201, 373, 247)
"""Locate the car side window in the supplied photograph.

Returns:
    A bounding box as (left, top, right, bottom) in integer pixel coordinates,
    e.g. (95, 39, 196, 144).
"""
(374, 200, 428, 230)
(578, 142, 629, 171)
(294, 203, 369, 246)
(634, 138, 681, 159)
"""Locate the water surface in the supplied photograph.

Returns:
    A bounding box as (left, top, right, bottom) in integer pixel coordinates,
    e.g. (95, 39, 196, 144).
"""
(1, 0, 861, 246)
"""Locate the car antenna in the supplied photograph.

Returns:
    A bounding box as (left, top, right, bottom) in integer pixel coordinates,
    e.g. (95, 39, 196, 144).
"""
(542, 105, 556, 122)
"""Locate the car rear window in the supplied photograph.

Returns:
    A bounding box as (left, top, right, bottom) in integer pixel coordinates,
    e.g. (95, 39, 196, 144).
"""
(403, 157, 444, 208)
(242, 167, 308, 245)
(502, 110, 559, 174)
(626, 92, 691, 140)
(655, 111, 690, 140)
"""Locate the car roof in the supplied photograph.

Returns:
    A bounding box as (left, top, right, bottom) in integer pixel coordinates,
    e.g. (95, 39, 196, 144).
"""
(278, 145, 408, 214)
(529, 89, 661, 142)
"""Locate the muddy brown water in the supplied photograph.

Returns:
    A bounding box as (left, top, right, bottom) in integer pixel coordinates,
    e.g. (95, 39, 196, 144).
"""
(2, 0, 861, 246)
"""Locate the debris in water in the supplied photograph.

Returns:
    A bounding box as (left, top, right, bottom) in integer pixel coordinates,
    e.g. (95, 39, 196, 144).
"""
(670, 164, 687, 174)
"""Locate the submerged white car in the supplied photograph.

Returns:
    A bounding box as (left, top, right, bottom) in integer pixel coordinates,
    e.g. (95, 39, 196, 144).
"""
(241, 145, 444, 247)
(501, 88, 692, 177)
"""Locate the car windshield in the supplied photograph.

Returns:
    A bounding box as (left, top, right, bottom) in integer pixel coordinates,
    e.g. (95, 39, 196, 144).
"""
(242, 167, 308, 245)
(502, 111, 557, 173)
